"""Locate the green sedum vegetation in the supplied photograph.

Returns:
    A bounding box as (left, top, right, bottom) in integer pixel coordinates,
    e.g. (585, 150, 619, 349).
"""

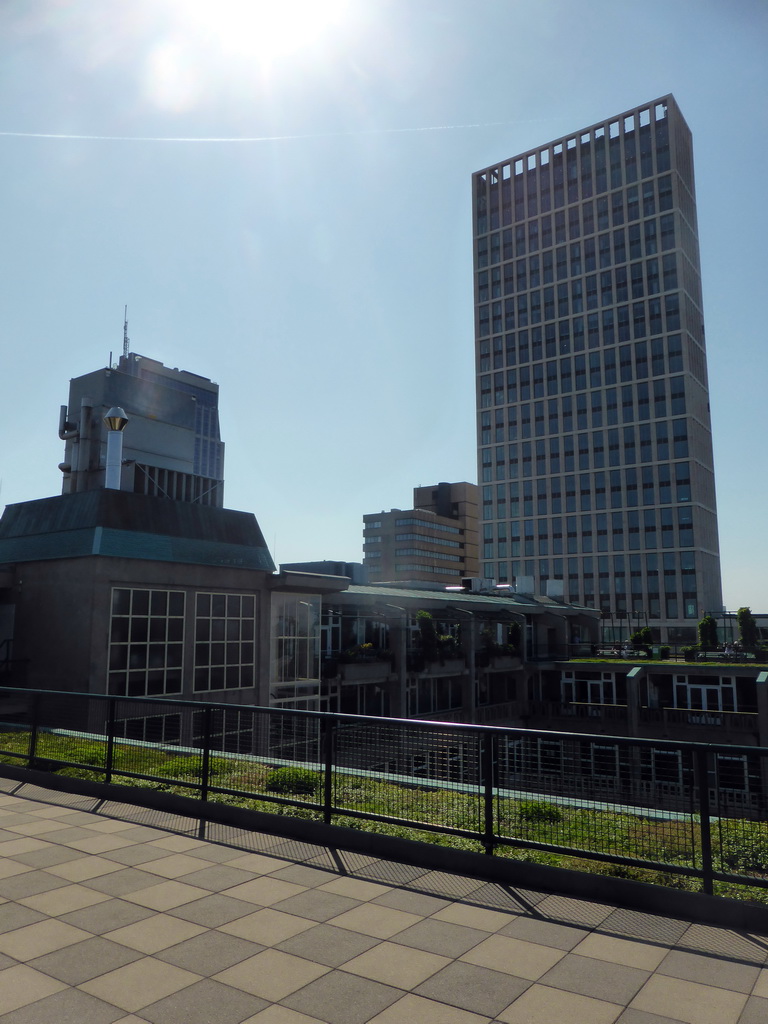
(1, 728, 766, 904)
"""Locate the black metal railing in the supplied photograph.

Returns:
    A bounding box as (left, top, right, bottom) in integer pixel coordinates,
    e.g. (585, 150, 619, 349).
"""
(0, 686, 766, 896)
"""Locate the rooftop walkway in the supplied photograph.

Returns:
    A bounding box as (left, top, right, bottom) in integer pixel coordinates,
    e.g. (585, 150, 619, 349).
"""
(0, 778, 766, 1024)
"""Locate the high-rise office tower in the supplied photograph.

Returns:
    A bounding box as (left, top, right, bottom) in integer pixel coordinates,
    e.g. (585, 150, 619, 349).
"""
(473, 96, 721, 642)
(59, 349, 225, 507)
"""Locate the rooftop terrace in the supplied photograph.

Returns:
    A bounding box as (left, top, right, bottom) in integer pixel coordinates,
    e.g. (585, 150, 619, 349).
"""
(0, 777, 767, 1024)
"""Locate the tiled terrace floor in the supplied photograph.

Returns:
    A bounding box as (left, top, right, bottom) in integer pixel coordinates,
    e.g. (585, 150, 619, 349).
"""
(0, 779, 766, 1024)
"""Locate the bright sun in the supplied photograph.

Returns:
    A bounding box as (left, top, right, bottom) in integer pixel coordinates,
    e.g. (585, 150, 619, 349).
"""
(175, 0, 353, 62)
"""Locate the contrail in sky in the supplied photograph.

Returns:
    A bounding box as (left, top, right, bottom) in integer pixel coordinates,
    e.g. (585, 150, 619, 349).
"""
(0, 119, 543, 143)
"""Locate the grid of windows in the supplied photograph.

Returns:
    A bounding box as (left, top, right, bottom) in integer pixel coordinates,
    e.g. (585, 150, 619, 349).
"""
(271, 594, 321, 689)
(108, 588, 184, 697)
(194, 593, 257, 692)
(394, 518, 461, 534)
(114, 713, 182, 744)
(474, 96, 721, 632)
(394, 548, 461, 562)
(395, 564, 460, 576)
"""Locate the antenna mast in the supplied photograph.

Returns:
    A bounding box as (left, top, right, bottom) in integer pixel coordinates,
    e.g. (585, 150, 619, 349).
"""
(123, 306, 129, 358)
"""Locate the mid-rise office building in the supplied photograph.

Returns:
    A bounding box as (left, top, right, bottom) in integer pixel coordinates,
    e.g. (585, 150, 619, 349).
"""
(473, 95, 722, 642)
(363, 481, 479, 584)
(59, 349, 225, 507)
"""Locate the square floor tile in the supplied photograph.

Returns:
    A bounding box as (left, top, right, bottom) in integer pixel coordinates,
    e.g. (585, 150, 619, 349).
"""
(500, 916, 590, 950)
(355, 861, 430, 887)
(657, 949, 760, 993)
(0, 869, 69, 900)
(573, 932, 670, 970)
(371, 889, 449, 917)
(0, 902, 46, 935)
(270, 865, 335, 888)
(0, 985, 124, 1024)
(86, 867, 167, 896)
(432, 902, 517, 933)
(534, 894, 614, 929)
(281, 970, 403, 1024)
(20, 882, 111, 916)
(316, 877, 391, 902)
(176, 864, 257, 891)
(0, 964, 67, 1015)
(102, 845, 173, 867)
(67, 834, 142, 854)
(616, 1010, 689, 1024)
(460, 933, 566, 980)
(390, 919, 489, 958)
(411, 871, 486, 902)
(6, 847, 82, 869)
(139, 854, 215, 879)
(79, 957, 201, 1012)
(59, 898, 155, 935)
(121, 880, 210, 911)
(540, 952, 650, 1003)
(157, 930, 260, 974)
(242, 1007, 328, 1024)
(151, 836, 211, 852)
(0, 837, 51, 857)
(343, 941, 450, 989)
(755, 969, 768, 999)
(168, 893, 257, 927)
(8, 818, 75, 836)
(272, 891, 361, 923)
(140, 977, 268, 1024)
(415, 959, 531, 1016)
(737, 995, 768, 1024)
(40, 827, 104, 843)
(496, 982, 623, 1024)
(600, 909, 689, 946)
(223, 877, 308, 906)
(367, 992, 490, 1024)
(178, 842, 248, 863)
(276, 923, 379, 967)
(0, 919, 91, 960)
(629, 975, 748, 1024)
(0, 861, 34, 881)
(105, 913, 207, 953)
(328, 904, 423, 940)
(677, 925, 768, 965)
(224, 852, 296, 874)
(214, 948, 329, 1001)
(219, 907, 317, 945)
(29, 936, 143, 984)
(46, 855, 124, 881)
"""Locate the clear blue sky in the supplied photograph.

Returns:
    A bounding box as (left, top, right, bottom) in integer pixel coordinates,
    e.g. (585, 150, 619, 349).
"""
(1, 0, 766, 610)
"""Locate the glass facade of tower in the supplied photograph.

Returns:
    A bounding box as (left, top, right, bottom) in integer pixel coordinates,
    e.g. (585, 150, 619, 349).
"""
(473, 96, 721, 641)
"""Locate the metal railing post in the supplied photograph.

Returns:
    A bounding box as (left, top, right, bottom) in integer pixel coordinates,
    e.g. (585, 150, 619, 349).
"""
(481, 731, 495, 855)
(197, 706, 213, 841)
(322, 716, 335, 825)
(105, 698, 116, 784)
(200, 706, 212, 804)
(694, 746, 714, 895)
(28, 692, 40, 767)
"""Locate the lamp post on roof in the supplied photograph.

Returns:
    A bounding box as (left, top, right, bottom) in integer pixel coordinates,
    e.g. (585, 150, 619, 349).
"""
(103, 407, 129, 490)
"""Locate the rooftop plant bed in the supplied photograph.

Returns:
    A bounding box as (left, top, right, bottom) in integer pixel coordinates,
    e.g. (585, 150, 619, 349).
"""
(1, 728, 766, 905)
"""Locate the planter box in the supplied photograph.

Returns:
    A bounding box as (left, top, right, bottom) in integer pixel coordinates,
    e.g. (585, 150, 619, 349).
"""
(488, 654, 521, 671)
(340, 660, 392, 683)
(425, 657, 466, 676)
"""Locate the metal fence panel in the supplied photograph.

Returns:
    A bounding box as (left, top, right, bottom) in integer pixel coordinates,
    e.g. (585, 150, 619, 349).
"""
(0, 688, 766, 895)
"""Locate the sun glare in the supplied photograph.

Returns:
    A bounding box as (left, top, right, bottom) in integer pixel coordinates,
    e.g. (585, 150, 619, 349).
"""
(176, 0, 353, 61)
(141, 0, 364, 111)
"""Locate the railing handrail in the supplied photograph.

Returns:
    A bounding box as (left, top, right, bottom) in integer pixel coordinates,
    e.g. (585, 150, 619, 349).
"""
(2, 685, 768, 897)
(2, 685, 767, 758)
